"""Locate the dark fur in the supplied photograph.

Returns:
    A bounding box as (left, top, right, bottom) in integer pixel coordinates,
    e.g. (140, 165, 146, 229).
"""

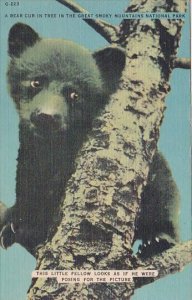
(0, 23, 179, 257)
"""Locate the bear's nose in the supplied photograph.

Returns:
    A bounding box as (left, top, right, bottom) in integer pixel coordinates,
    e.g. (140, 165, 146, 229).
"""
(30, 112, 62, 131)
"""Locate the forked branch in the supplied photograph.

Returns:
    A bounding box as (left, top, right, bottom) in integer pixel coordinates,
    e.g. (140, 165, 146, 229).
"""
(56, 0, 119, 43)
(135, 241, 192, 289)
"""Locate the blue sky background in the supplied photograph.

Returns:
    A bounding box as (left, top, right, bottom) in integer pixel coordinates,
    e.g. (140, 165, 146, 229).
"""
(0, 1, 191, 299)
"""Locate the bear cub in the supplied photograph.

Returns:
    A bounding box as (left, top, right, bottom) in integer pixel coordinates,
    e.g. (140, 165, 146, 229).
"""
(0, 23, 179, 257)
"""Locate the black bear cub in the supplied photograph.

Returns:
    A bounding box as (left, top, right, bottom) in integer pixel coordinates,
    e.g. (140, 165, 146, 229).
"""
(0, 23, 179, 256)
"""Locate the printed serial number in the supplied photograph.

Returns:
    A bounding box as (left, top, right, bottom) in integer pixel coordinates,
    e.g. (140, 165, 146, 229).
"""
(5, 2, 20, 6)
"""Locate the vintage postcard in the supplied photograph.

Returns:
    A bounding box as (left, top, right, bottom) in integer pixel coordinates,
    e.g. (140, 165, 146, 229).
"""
(0, 0, 191, 299)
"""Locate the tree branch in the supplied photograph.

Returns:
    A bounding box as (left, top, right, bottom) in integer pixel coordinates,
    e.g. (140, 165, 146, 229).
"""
(56, 0, 119, 43)
(173, 57, 191, 69)
(134, 241, 192, 289)
(28, 0, 189, 299)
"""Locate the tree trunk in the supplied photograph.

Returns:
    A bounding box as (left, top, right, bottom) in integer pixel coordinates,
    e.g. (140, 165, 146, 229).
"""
(28, 0, 190, 299)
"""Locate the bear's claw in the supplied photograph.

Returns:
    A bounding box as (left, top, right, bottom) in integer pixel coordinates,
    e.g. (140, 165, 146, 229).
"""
(0, 223, 16, 249)
(10, 222, 16, 234)
(0, 236, 6, 249)
(137, 236, 175, 259)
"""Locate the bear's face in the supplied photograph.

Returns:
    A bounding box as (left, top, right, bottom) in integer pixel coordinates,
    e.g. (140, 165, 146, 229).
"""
(7, 23, 126, 138)
(8, 39, 104, 137)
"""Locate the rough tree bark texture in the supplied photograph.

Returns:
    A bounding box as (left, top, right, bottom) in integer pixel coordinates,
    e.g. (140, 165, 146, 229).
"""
(28, 0, 190, 299)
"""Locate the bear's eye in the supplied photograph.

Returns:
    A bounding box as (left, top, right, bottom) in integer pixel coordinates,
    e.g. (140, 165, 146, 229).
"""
(70, 92, 79, 101)
(30, 80, 41, 88)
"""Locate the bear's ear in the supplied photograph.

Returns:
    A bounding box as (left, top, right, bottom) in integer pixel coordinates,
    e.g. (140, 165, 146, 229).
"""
(93, 46, 126, 91)
(8, 23, 40, 57)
